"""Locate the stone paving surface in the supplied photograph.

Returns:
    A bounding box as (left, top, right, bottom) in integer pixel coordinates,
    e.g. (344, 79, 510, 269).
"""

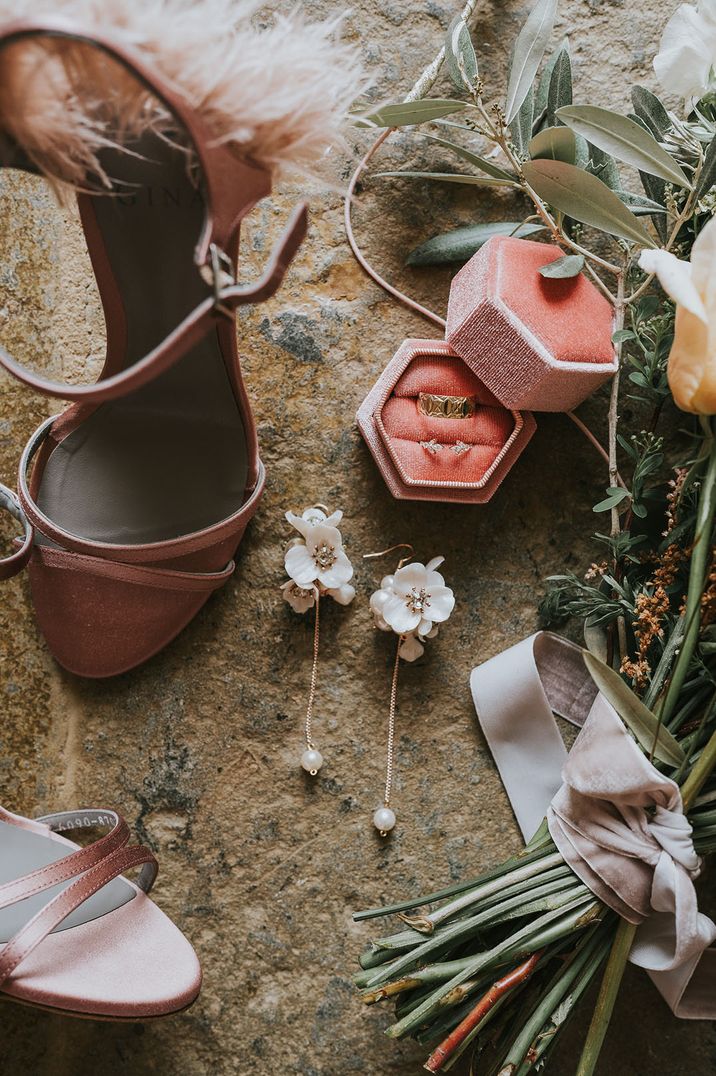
(1, 2, 715, 1074)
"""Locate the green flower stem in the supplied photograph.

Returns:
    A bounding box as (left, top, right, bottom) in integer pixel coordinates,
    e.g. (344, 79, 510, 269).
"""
(367, 863, 573, 956)
(513, 932, 613, 1076)
(353, 828, 553, 923)
(577, 421, 716, 1076)
(575, 919, 637, 1076)
(360, 875, 581, 991)
(502, 930, 608, 1075)
(385, 896, 595, 1039)
(682, 724, 716, 811)
(425, 851, 564, 929)
(661, 421, 716, 724)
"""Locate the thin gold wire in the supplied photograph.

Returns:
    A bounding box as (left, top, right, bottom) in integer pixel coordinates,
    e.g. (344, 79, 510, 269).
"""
(363, 543, 414, 570)
(364, 543, 415, 836)
(383, 635, 403, 815)
(304, 589, 321, 773)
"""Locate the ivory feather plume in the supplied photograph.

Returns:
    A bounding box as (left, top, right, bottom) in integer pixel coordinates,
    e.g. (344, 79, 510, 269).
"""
(0, 0, 367, 186)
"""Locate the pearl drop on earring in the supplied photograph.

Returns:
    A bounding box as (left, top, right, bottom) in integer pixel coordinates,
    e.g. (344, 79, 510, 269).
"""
(373, 806, 396, 836)
(301, 748, 323, 776)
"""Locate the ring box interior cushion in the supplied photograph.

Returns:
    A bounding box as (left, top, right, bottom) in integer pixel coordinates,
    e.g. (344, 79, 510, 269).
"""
(357, 339, 536, 504)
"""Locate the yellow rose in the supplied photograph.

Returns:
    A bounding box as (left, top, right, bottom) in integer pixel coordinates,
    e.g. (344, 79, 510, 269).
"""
(639, 219, 716, 414)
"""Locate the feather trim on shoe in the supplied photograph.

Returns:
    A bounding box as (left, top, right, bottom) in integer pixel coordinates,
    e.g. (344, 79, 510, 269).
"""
(0, 0, 367, 187)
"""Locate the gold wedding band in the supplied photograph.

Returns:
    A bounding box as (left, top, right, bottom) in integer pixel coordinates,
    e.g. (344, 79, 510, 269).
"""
(417, 393, 476, 420)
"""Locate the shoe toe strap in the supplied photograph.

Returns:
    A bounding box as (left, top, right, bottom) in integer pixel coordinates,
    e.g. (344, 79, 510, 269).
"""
(0, 809, 158, 989)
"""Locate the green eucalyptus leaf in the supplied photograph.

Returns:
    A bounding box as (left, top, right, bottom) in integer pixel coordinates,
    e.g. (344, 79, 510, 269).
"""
(422, 134, 516, 181)
(376, 170, 516, 188)
(628, 112, 657, 139)
(534, 39, 567, 120)
(355, 99, 467, 128)
(582, 650, 686, 767)
(539, 253, 585, 278)
(529, 126, 576, 163)
(406, 221, 545, 267)
(616, 189, 668, 215)
(631, 86, 671, 138)
(505, 0, 559, 125)
(522, 159, 657, 246)
(445, 15, 479, 94)
(588, 144, 621, 190)
(639, 170, 668, 242)
(510, 84, 534, 157)
(593, 489, 629, 512)
(557, 105, 691, 188)
(696, 133, 716, 197)
(547, 44, 572, 126)
(584, 620, 608, 663)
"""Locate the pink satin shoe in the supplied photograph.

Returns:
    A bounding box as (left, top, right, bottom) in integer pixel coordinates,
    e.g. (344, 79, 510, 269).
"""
(0, 805, 201, 1019)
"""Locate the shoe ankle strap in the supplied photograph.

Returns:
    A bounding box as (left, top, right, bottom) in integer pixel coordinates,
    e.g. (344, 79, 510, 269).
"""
(0, 17, 308, 404)
(0, 484, 33, 581)
(0, 202, 307, 404)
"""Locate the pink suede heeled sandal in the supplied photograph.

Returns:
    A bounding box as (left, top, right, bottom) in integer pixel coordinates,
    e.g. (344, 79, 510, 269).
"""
(0, 804, 201, 1019)
(0, 9, 362, 676)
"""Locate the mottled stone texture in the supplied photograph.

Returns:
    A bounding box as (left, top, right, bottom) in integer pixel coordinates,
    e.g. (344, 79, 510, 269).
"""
(0, 2, 714, 1074)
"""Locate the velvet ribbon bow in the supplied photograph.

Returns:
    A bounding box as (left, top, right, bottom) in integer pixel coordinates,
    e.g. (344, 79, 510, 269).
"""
(470, 631, 716, 1019)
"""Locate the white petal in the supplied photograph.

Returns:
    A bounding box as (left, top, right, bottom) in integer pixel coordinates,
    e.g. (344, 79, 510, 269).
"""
(426, 569, 446, 588)
(399, 634, 424, 662)
(380, 574, 395, 591)
(322, 510, 343, 528)
(381, 594, 421, 634)
(417, 618, 433, 636)
(327, 582, 355, 606)
(285, 543, 318, 586)
(285, 511, 313, 540)
(638, 249, 708, 322)
(393, 562, 428, 596)
(370, 589, 390, 614)
(280, 580, 316, 613)
(301, 506, 328, 524)
(428, 585, 456, 623)
(306, 523, 343, 555)
(654, 5, 716, 98)
(318, 549, 354, 588)
(690, 216, 716, 320)
(373, 614, 392, 632)
(426, 556, 445, 572)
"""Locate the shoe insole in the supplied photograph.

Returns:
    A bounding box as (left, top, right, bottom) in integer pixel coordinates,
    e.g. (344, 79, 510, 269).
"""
(36, 132, 249, 545)
(0, 819, 133, 943)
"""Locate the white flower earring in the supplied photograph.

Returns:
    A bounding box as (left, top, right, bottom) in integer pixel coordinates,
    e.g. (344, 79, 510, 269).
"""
(281, 504, 355, 776)
(365, 545, 455, 836)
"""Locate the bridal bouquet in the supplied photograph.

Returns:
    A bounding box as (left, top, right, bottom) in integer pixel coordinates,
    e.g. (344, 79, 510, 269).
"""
(352, 1, 716, 1072)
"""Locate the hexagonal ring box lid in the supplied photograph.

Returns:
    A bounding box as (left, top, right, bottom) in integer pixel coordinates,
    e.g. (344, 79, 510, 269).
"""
(356, 338, 536, 504)
(446, 236, 617, 412)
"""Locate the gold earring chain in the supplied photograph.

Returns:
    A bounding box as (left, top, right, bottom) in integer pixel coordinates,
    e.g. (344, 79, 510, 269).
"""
(305, 589, 321, 753)
(384, 635, 403, 809)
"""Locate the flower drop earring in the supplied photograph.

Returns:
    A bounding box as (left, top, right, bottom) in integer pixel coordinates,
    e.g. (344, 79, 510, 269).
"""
(365, 545, 456, 836)
(281, 505, 355, 776)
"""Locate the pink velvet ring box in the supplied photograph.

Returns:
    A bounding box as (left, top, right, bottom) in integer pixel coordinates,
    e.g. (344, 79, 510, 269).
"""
(446, 235, 617, 412)
(357, 236, 616, 504)
(356, 339, 536, 504)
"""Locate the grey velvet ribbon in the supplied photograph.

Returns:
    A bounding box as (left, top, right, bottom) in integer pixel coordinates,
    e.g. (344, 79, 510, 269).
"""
(470, 631, 716, 1019)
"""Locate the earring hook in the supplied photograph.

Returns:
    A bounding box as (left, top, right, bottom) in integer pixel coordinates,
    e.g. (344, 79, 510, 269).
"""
(363, 543, 414, 570)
